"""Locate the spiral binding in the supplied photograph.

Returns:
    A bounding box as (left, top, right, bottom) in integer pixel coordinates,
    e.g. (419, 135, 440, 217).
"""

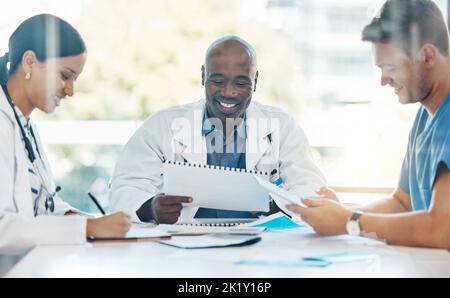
(176, 222, 242, 227)
(164, 160, 269, 176)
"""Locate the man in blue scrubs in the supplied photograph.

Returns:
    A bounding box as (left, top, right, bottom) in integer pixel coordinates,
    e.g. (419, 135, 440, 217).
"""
(287, 0, 450, 249)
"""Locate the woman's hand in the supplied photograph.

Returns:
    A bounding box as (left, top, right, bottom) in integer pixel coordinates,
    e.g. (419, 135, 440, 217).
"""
(86, 212, 131, 238)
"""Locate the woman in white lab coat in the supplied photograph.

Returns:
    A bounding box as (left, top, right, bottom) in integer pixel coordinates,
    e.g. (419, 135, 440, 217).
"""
(0, 14, 131, 254)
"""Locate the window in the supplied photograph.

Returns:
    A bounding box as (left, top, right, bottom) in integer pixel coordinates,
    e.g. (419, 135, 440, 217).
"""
(2, 0, 448, 211)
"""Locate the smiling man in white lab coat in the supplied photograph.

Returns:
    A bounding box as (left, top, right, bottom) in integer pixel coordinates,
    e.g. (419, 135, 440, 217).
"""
(109, 36, 325, 224)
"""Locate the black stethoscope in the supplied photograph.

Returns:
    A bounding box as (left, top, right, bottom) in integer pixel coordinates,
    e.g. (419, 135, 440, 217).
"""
(1, 81, 58, 214)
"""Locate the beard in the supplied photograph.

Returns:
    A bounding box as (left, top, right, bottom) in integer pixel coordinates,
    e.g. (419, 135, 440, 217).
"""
(416, 72, 433, 104)
(404, 68, 433, 104)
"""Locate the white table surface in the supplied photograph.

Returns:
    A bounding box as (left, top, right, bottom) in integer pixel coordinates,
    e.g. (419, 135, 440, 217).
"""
(5, 228, 450, 278)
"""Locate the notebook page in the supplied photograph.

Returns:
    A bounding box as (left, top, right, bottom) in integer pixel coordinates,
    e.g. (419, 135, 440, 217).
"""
(163, 162, 270, 212)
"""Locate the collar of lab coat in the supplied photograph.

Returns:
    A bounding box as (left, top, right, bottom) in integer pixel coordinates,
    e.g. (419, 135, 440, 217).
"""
(171, 99, 276, 170)
(0, 89, 43, 170)
(0, 88, 70, 216)
(0, 87, 16, 122)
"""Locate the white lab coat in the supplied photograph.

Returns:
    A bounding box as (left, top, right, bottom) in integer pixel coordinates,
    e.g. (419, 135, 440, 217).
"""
(110, 99, 326, 222)
(0, 89, 86, 254)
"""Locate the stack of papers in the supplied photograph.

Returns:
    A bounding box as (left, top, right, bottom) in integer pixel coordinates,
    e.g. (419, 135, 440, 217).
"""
(87, 226, 170, 241)
(126, 228, 171, 239)
(157, 212, 304, 235)
(159, 234, 261, 249)
(158, 225, 265, 236)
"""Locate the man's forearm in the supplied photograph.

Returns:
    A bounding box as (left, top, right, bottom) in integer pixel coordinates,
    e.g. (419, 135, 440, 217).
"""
(357, 196, 409, 214)
(359, 211, 450, 249)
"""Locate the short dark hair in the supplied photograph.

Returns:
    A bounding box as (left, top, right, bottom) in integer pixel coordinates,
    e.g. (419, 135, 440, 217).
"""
(0, 14, 86, 84)
(361, 0, 449, 56)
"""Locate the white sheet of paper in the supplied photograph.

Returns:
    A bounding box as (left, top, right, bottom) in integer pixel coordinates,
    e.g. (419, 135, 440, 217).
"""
(158, 224, 265, 236)
(163, 162, 270, 212)
(253, 175, 306, 206)
(126, 227, 170, 239)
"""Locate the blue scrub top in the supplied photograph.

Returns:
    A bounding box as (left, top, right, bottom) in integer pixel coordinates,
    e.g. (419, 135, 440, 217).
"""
(195, 107, 257, 219)
(399, 94, 450, 211)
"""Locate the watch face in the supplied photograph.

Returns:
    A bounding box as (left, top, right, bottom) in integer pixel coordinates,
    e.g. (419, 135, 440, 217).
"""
(346, 221, 360, 236)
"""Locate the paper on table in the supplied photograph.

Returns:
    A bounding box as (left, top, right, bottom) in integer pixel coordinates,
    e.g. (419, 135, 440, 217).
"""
(236, 259, 329, 268)
(243, 212, 305, 230)
(87, 226, 170, 241)
(236, 251, 380, 268)
(158, 224, 266, 236)
(158, 234, 261, 249)
(176, 218, 256, 226)
(126, 227, 171, 239)
(303, 252, 380, 264)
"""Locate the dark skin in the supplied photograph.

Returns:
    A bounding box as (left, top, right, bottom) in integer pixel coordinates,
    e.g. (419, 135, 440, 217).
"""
(151, 194, 193, 224)
(151, 38, 259, 224)
(202, 40, 258, 137)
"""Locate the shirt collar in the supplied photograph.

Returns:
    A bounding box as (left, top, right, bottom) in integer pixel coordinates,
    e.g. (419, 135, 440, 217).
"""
(202, 106, 247, 139)
(13, 104, 31, 131)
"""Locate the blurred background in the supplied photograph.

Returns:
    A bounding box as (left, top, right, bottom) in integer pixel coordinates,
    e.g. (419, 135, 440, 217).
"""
(1, 0, 447, 212)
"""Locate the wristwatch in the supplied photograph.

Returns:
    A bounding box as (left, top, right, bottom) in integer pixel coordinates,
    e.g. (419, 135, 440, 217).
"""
(346, 211, 363, 236)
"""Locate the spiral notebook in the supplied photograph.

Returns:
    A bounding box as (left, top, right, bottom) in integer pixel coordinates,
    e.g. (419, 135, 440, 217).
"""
(159, 223, 266, 236)
(175, 218, 256, 226)
(162, 161, 271, 213)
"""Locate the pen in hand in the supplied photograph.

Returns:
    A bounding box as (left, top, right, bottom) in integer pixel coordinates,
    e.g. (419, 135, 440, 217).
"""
(88, 192, 106, 215)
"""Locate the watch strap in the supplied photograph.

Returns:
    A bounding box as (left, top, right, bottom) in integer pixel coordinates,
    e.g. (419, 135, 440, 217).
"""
(350, 211, 363, 222)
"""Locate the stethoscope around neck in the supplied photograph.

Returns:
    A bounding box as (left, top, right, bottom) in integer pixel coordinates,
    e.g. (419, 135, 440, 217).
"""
(1, 81, 58, 214)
